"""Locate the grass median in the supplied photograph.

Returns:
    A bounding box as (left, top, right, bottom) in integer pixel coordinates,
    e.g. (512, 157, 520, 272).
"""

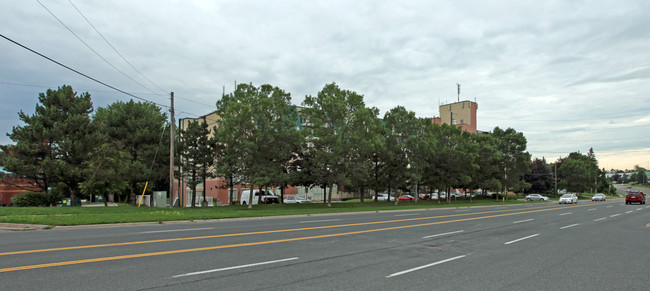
(0, 199, 529, 226)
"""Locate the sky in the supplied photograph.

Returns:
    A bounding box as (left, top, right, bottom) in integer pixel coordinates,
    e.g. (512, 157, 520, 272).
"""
(1, 0, 649, 171)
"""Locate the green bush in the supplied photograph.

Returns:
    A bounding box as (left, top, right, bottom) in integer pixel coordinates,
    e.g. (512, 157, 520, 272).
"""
(10, 192, 51, 207)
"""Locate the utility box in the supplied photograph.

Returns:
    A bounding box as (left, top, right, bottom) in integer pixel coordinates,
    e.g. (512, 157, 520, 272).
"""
(61, 198, 82, 206)
(153, 191, 167, 207)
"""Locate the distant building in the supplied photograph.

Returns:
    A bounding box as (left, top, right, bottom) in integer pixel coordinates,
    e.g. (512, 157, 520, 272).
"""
(432, 100, 478, 134)
(0, 177, 42, 206)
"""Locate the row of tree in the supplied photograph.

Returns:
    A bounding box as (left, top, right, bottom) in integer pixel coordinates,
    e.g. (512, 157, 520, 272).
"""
(184, 82, 532, 208)
(1, 85, 169, 205)
(525, 149, 615, 196)
(8, 83, 615, 207)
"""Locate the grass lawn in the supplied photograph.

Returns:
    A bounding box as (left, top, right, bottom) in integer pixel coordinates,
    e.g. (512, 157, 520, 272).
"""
(0, 199, 528, 226)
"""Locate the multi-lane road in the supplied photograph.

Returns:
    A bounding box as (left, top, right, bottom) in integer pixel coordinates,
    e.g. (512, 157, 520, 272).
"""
(1, 199, 648, 290)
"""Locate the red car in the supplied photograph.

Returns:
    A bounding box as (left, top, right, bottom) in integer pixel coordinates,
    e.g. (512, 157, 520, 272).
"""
(625, 191, 646, 205)
(398, 195, 414, 201)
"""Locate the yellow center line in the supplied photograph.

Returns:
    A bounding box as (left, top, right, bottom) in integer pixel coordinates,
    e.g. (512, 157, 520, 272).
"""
(0, 203, 595, 273)
(0, 204, 560, 257)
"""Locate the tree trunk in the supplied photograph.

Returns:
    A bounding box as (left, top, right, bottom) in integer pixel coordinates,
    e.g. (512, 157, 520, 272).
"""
(70, 188, 77, 207)
(248, 181, 255, 209)
(327, 184, 333, 207)
(229, 178, 234, 206)
(280, 186, 285, 203)
(360, 187, 365, 203)
(130, 182, 137, 206)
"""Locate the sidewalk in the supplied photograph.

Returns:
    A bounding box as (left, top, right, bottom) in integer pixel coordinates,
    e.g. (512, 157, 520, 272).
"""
(0, 223, 49, 231)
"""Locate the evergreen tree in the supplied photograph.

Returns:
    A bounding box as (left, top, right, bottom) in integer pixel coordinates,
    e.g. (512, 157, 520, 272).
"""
(93, 100, 168, 205)
(178, 119, 218, 207)
(1, 85, 95, 206)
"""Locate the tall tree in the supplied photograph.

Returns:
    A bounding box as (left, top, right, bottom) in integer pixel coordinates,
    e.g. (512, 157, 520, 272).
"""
(492, 127, 531, 196)
(80, 142, 130, 206)
(426, 124, 475, 202)
(556, 151, 599, 194)
(346, 106, 383, 202)
(1, 85, 95, 206)
(525, 158, 553, 194)
(215, 83, 298, 208)
(634, 165, 648, 184)
(378, 107, 413, 202)
(469, 133, 501, 197)
(93, 100, 168, 205)
(178, 119, 218, 207)
(301, 83, 368, 207)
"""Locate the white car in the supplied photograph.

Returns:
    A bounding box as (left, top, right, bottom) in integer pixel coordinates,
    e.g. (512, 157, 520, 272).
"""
(372, 194, 393, 201)
(592, 193, 606, 201)
(525, 194, 549, 201)
(284, 196, 312, 204)
(559, 194, 578, 204)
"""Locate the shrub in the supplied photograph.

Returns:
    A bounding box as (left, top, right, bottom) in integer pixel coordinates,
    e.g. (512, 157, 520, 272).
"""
(10, 192, 50, 207)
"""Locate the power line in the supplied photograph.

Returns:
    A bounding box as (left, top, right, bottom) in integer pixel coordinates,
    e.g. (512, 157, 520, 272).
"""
(36, 0, 159, 96)
(0, 81, 166, 96)
(67, 0, 168, 95)
(527, 135, 650, 142)
(0, 33, 168, 109)
(522, 123, 650, 133)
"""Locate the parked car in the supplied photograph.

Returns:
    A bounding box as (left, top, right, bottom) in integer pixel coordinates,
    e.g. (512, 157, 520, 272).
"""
(284, 196, 312, 204)
(398, 195, 414, 201)
(372, 194, 393, 201)
(525, 194, 549, 201)
(559, 193, 578, 204)
(625, 191, 646, 205)
(592, 193, 606, 201)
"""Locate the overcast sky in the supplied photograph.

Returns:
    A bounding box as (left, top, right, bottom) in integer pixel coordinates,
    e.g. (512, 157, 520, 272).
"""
(1, 0, 649, 170)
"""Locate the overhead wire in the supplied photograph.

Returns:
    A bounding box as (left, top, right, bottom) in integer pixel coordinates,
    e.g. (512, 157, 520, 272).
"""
(0, 81, 165, 96)
(0, 33, 168, 109)
(35, 0, 160, 96)
(66, 0, 168, 95)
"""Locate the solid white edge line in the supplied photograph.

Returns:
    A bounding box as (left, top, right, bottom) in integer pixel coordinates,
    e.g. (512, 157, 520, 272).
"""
(560, 223, 579, 229)
(558, 212, 572, 216)
(173, 257, 299, 278)
(394, 213, 419, 217)
(512, 219, 534, 224)
(610, 214, 620, 217)
(140, 227, 213, 234)
(594, 217, 606, 221)
(504, 234, 539, 245)
(299, 219, 341, 224)
(386, 255, 466, 278)
(422, 230, 464, 239)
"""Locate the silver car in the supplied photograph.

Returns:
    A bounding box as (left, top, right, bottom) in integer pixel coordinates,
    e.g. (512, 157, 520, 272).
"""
(525, 194, 549, 201)
(592, 193, 606, 201)
(284, 196, 312, 204)
(559, 194, 578, 204)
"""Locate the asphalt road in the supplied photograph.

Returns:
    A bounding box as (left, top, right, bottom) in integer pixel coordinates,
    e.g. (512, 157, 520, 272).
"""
(1, 199, 648, 290)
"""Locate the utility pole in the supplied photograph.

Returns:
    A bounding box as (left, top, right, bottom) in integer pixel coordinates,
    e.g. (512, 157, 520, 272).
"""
(554, 163, 557, 198)
(169, 92, 175, 207)
(202, 115, 208, 207)
(457, 83, 460, 102)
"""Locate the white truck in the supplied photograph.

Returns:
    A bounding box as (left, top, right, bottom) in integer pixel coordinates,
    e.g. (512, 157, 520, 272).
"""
(240, 190, 280, 205)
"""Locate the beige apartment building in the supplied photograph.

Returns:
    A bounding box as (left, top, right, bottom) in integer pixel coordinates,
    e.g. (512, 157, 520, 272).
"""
(432, 100, 478, 134)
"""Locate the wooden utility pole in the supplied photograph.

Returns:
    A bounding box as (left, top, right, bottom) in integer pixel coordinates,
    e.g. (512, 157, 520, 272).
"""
(169, 92, 175, 207)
